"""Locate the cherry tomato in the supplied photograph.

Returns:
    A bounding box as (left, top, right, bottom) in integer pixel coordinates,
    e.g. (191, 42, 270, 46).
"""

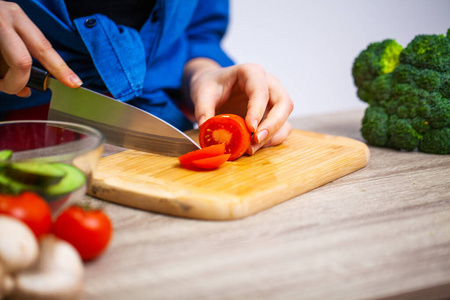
(178, 144, 225, 166)
(199, 114, 251, 161)
(52, 205, 113, 261)
(191, 154, 231, 170)
(0, 191, 52, 238)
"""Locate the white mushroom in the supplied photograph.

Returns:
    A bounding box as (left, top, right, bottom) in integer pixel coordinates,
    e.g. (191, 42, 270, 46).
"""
(0, 216, 85, 299)
(12, 235, 84, 300)
(0, 216, 39, 274)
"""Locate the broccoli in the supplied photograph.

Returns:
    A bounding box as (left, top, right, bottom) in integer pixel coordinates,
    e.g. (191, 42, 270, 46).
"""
(352, 29, 450, 154)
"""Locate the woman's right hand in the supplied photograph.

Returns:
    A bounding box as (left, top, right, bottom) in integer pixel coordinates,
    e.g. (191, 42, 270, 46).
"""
(0, 1, 82, 97)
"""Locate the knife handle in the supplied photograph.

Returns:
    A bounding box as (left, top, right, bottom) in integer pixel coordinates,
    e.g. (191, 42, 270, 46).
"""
(27, 66, 50, 92)
(0, 65, 50, 93)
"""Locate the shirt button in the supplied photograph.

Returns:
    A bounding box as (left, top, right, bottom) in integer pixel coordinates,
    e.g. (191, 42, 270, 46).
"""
(84, 18, 97, 28)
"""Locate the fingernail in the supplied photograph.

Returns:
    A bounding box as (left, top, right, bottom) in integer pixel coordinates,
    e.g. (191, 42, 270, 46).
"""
(69, 74, 83, 87)
(256, 129, 268, 143)
(198, 115, 206, 126)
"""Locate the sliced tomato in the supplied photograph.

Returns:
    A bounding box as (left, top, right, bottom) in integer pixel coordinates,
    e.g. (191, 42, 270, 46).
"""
(199, 114, 251, 161)
(178, 144, 225, 165)
(191, 154, 231, 170)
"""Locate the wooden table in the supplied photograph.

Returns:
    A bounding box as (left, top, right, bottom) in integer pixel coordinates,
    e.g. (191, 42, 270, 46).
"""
(82, 109, 450, 300)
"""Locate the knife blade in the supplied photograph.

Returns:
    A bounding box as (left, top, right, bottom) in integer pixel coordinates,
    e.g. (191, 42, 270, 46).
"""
(27, 67, 200, 156)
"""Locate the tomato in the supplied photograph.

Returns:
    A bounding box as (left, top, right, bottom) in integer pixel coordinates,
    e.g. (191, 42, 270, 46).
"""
(191, 154, 231, 170)
(0, 191, 52, 238)
(178, 144, 229, 170)
(178, 144, 225, 166)
(178, 144, 225, 165)
(52, 205, 113, 261)
(199, 114, 251, 161)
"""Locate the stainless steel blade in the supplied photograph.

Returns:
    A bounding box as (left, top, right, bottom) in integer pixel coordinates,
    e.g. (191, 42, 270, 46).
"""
(47, 78, 200, 156)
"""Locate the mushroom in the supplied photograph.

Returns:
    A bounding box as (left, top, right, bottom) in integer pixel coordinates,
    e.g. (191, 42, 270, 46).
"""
(0, 216, 39, 274)
(0, 215, 38, 299)
(0, 216, 85, 300)
(12, 235, 84, 300)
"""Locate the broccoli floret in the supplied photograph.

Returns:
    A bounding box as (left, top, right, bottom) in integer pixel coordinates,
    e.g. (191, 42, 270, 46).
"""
(369, 73, 394, 105)
(419, 128, 450, 154)
(361, 107, 389, 146)
(386, 116, 422, 151)
(352, 29, 450, 154)
(352, 40, 403, 102)
(400, 34, 450, 73)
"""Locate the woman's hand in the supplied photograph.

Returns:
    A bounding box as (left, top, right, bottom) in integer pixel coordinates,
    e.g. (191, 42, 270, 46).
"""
(0, 1, 81, 97)
(184, 58, 293, 155)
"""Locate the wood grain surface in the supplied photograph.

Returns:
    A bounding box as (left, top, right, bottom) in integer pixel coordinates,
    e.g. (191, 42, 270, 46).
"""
(88, 129, 369, 220)
(82, 109, 450, 300)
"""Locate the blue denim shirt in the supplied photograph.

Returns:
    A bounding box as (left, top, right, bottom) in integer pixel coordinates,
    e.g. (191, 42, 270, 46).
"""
(0, 0, 234, 130)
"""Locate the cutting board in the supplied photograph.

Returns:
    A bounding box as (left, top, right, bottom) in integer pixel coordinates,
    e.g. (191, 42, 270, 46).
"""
(88, 129, 370, 220)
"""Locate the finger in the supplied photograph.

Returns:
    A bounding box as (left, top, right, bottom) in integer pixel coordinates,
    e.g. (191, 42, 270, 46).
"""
(193, 83, 222, 126)
(236, 64, 269, 132)
(247, 121, 292, 155)
(0, 29, 32, 94)
(13, 10, 82, 88)
(254, 75, 293, 145)
(16, 87, 31, 98)
(262, 121, 292, 147)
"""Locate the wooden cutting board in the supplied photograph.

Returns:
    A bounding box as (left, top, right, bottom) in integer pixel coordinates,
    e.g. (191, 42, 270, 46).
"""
(88, 129, 370, 220)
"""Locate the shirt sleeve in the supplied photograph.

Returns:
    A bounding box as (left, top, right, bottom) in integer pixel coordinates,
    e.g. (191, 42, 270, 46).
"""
(185, 0, 234, 67)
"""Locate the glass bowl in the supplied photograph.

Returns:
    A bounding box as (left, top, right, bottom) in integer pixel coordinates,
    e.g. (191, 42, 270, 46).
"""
(0, 120, 104, 213)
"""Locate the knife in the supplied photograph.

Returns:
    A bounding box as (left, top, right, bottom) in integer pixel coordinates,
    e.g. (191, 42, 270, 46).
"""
(26, 67, 200, 156)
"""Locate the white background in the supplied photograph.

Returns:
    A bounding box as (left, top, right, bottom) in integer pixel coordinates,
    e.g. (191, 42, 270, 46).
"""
(222, 0, 450, 119)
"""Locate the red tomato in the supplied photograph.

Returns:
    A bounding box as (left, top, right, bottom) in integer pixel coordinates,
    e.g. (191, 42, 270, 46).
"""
(0, 191, 52, 238)
(191, 154, 231, 170)
(52, 205, 113, 261)
(178, 144, 226, 166)
(199, 114, 251, 161)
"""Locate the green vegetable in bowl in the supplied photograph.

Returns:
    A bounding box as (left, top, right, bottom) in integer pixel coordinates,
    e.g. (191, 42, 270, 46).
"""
(4, 162, 66, 186)
(352, 29, 450, 154)
(0, 150, 12, 162)
(0, 150, 13, 173)
(0, 154, 86, 203)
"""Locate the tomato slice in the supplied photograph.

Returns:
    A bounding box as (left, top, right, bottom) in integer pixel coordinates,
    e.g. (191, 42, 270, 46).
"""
(191, 154, 231, 170)
(199, 114, 251, 161)
(178, 144, 226, 165)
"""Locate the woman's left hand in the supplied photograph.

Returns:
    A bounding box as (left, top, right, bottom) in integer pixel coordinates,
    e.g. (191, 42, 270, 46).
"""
(185, 58, 293, 155)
